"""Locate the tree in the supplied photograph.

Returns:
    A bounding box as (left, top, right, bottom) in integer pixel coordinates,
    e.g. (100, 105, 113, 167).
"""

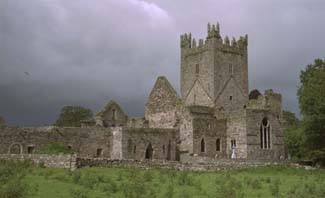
(283, 110, 304, 159)
(282, 111, 300, 128)
(298, 58, 325, 163)
(54, 106, 93, 127)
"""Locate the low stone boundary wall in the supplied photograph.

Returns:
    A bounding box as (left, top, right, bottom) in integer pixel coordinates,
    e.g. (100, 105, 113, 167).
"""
(76, 157, 290, 172)
(0, 154, 292, 172)
(0, 154, 77, 170)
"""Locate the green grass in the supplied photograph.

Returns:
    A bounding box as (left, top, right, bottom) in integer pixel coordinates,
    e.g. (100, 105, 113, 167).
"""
(1, 160, 325, 197)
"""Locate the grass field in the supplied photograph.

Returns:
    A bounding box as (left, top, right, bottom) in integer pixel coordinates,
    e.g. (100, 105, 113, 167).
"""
(1, 161, 325, 198)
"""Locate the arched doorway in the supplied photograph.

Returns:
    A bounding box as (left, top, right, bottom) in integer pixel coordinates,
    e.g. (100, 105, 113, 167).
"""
(145, 143, 153, 159)
(9, 143, 23, 154)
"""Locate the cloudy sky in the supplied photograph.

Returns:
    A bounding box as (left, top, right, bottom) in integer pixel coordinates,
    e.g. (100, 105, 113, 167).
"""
(1, 0, 324, 126)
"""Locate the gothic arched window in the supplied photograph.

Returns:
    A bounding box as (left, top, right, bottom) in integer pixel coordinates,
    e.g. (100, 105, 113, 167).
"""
(260, 117, 271, 149)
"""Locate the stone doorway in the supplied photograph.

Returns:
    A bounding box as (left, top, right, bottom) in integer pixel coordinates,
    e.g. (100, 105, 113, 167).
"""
(145, 143, 153, 159)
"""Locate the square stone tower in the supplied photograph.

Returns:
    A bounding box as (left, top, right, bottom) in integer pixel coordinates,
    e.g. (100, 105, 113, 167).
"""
(180, 23, 249, 115)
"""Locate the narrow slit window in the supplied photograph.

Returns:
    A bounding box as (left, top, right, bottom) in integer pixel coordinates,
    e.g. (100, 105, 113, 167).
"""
(216, 139, 221, 151)
(229, 64, 233, 75)
(231, 140, 236, 148)
(201, 138, 205, 152)
(196, 64, 199, 75)
(112, 109, 116, 120)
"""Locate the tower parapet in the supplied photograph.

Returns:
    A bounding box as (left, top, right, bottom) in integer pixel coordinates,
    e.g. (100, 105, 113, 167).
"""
(180, 23, 248, 57)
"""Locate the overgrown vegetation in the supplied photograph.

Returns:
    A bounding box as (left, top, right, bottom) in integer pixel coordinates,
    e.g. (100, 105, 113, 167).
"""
(0, 160, 38, 198)
(36, 142, 73, 154)
(1, 163, 323, 198)
(297, 58, 325, 165)
(282, 58, 325, 165)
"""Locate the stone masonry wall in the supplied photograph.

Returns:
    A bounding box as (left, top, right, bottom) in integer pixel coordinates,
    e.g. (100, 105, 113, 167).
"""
(0, 126, 112, 158)
(145, 76, 181, 129)
(0, 154, 77, 169)
(121, 128, 179, 161)
(226, 110, 248, 159)
(77, 157, 290, 172)
(246, 109, 285, 160)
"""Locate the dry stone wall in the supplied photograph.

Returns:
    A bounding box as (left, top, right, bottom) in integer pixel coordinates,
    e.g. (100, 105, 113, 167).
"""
(0, 154, 77, 169)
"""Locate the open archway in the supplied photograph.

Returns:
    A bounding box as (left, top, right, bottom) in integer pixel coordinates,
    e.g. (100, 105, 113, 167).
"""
(145, 143, 153, 159)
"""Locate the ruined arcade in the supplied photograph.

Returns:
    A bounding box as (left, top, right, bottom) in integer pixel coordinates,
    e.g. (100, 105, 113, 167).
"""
(0, 23, 285, 162)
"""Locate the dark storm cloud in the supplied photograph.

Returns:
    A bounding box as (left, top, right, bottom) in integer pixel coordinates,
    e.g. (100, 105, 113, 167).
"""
(1, 0, 324, 126)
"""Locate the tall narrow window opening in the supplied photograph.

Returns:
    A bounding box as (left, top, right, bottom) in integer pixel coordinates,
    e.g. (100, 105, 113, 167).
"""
(229, 64, 233, 75)
(112, 109, 116, 120)
(231, 140, 236, 148)
(201, 138, 205, 152)
(195, 64, 199, 75)
(216, 139, 221, 151)
(96, 148, 103, 157)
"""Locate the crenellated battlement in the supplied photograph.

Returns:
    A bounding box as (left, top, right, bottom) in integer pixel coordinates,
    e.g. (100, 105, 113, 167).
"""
(180, 22, 248, 56)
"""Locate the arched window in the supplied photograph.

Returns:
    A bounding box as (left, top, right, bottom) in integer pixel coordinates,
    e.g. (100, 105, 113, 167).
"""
(201, 138, 205, 152)
(260, 117, 271, 149)
(216, 139, 221, 151)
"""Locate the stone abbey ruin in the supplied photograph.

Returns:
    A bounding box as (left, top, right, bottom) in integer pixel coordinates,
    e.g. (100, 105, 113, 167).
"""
(0, 23, 285, 164)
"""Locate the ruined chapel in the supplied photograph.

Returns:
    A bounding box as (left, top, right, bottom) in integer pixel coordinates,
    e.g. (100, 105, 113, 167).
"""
(0, 23, 285, 162)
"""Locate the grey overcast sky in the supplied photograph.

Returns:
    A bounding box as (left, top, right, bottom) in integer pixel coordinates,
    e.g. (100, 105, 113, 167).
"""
(1, 0, 324, 126)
